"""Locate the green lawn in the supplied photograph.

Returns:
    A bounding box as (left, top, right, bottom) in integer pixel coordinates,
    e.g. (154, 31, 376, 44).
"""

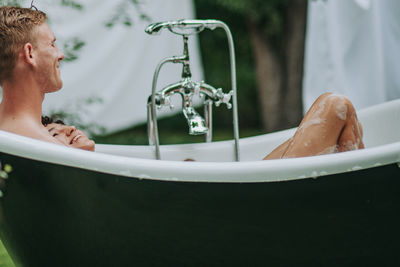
(93, 121, 264, 146)
(0, 240, 14, 267)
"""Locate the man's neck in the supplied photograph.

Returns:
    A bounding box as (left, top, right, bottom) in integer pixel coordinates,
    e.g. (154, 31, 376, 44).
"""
(0, 76, 44, 123)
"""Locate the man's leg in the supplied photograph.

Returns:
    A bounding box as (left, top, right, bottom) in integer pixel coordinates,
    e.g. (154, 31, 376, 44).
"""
(264, 93, 364, 159)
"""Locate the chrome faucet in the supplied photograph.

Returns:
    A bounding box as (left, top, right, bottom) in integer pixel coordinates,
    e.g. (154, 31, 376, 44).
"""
(183, 106, 208, 135)
(145, 19, 240, 161)
(150, 75, 233, 134)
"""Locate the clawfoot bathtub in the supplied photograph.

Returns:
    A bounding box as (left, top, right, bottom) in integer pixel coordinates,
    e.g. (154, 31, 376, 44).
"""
(0, 99, 399, 266)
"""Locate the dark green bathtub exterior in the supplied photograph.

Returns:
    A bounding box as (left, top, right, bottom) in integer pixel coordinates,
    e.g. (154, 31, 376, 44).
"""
(0, 152, 399, 267)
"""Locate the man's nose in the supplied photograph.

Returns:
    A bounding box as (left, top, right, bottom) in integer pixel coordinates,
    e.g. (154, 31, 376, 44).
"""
(59, 52, 65, 61)
(58, 47, 65, 61)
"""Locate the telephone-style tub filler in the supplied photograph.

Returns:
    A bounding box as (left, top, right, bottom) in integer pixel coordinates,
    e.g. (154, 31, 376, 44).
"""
(0, 20, 399, 266)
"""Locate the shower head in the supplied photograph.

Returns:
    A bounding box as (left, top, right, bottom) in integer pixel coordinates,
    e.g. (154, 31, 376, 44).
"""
(145, 19, 221, 36)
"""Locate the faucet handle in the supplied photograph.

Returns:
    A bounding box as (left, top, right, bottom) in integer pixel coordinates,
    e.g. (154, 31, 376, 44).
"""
(163, 96, 175, 110)
(215, 88, 233, 109)
(155, 95, 175, 110)
(194, 83, 201, 95)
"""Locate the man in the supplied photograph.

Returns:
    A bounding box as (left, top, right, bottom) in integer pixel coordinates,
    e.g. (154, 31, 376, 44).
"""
(0, 6, 65, 145)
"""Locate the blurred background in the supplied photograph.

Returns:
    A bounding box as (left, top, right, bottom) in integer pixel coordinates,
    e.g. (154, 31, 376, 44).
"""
(1, 0, 400, 265)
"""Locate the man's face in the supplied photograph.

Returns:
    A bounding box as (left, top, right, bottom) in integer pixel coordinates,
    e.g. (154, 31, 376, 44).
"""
(33, 23, 65, 93)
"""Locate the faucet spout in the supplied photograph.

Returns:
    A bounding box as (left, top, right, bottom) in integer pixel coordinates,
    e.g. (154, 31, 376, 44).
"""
(183, 107, 208, 135)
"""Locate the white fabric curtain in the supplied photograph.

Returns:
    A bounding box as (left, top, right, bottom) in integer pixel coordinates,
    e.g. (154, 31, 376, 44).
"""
(29, 0, 203, 133)
(303, 0, 400, 111)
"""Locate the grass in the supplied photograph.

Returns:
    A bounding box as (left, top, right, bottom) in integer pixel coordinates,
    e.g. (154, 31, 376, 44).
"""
(93, 120, 264, 146)
(0, 240, 14, 267)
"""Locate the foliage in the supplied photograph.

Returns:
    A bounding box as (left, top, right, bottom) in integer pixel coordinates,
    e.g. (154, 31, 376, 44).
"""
(215, 0, 288, 31)
(62, 37, 85, 62)
(195, 0, 306, 132)
(0, 161, 12, 180)
(194, 0, 261, 129)
(0, 159, 14, 266)
(201, 0, 289, 47)
(1, 0, 83, 9)
(60, 0, 82, 10)
(0, 0, 20, 6)
(105, 0, 150, 28)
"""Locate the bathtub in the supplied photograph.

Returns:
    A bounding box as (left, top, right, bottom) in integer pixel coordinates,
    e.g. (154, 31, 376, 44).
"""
(0, 99, 399, 266)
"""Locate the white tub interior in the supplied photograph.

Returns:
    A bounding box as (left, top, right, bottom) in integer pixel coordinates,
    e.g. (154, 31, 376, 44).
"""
(95, 98, 400, 162)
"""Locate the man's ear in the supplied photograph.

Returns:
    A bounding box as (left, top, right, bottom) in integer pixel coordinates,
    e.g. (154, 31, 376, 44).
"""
(23, 43, 36, 66)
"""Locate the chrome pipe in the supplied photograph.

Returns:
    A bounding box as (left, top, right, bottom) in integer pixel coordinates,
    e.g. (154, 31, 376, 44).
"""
(159, 81, 184, 99)
(219, 22, 240, 161)
(204, 100, 213, 142)
(147, 97, 155, 146)
(149, 56, 181, 160)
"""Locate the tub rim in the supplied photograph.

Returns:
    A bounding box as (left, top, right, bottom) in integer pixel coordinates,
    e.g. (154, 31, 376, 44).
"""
(0, 128, 399, 183)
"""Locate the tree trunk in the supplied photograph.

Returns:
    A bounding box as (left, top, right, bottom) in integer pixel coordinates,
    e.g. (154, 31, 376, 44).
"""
(282, 0, 308, 127)
(247, 0, 308, 132)
(247, 20, 283, 132)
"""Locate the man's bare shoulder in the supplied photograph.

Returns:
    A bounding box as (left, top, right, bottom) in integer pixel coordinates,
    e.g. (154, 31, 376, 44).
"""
(0, 117, 61, 144)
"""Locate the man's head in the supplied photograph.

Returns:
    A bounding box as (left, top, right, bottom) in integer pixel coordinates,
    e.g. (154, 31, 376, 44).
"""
(0, 6, 64, 91)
